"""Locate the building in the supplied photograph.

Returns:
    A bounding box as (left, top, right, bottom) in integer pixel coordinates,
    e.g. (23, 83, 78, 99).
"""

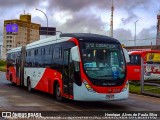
(2, 14, 40, 59)
(156, 12, 160, 45)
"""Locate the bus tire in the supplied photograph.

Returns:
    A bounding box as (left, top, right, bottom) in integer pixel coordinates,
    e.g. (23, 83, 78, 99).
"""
(27, 78, 32, 92)
(10, 74, 15, 85)
(55, 83, 63, 102)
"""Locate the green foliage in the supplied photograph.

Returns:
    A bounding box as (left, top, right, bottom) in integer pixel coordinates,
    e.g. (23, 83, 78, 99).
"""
(129, 82, 141, 94)
(0, 60, 6, 71)
(129, 82, 160, 95)
(0, 66, 6, 72)
(0, 60, 6, 66)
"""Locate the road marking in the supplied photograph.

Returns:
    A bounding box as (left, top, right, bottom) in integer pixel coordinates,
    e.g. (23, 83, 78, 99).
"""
(16, 103, 43, 107)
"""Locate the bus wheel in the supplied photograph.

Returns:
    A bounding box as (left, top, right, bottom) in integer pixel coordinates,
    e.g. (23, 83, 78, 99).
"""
(27, 78, 32, 92)
(10, 75, 15, 85)
(55, 83, 63, 102)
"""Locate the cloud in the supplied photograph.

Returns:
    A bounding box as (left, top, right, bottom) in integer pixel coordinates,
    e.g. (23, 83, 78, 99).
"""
(48, 0, 153, 13)
(112, 25, 157, 46)
(55, 8, 107, 34)
(0, 0, 39, 8)
(49, 0, 96, 11)
(113, 28, 133, 45)
(137, 25, 156, 39)
(121, 13, 139, 25)
(0, 0, 159, 47)
(136, 25, 157, 45)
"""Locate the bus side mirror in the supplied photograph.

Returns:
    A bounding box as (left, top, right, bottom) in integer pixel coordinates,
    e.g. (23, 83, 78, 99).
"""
(123, 48, 130, 63)
(71, 46, 81, 62)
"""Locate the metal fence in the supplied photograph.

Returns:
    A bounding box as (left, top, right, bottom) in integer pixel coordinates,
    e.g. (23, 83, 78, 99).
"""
(140, 58, 160, 97)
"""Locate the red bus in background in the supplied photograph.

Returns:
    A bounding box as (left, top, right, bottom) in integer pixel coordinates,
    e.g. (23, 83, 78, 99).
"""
(127, 50, 160, 81)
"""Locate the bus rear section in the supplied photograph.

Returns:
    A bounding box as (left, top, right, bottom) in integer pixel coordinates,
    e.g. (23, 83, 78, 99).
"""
(6, 46, 25, 86)
(127, 50, 160, 81)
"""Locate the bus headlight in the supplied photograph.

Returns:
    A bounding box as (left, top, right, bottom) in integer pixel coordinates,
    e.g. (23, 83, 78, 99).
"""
(122, 82, 129, 92)
(83, 80, 96, 93)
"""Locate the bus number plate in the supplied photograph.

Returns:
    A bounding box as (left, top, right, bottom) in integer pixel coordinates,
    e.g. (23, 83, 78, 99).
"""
(106, 94, 114, 99)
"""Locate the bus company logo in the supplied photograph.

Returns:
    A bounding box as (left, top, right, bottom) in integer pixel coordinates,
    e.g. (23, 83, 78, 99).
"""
(2, 112, 11, 118)
(6, 23, 18, 33)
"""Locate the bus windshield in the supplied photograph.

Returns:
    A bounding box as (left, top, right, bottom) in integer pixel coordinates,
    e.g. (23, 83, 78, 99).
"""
(80, 42, 126, 82)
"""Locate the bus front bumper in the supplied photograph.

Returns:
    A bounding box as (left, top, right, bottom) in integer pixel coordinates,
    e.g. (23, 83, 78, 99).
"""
(73, 83, 129, 101)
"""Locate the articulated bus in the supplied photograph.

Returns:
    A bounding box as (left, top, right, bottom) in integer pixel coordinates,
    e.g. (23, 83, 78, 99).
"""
(127, 50, 160, 81)
(6, 33, 129, 101)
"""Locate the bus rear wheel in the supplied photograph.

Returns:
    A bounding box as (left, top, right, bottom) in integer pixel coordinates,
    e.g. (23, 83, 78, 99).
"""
(55, 83, 63, 102)
(27, 78, 32, 92)
(10, 75, 15, 85)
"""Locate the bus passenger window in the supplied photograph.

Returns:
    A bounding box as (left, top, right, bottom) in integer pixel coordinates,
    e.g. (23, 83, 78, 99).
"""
(129, 55, 141, 65)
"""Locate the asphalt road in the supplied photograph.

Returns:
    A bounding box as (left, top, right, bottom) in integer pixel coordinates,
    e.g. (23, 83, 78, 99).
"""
(0, 71, 160, 112)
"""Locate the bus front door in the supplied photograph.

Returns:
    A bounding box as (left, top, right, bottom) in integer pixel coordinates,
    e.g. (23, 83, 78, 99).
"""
(62, 49, 73, 98)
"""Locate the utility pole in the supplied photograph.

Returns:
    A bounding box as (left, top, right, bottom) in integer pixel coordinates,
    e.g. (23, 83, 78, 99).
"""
(110, 0, 114, 37)
(35, 8, 48, 38)
(134, 20, 138, 47)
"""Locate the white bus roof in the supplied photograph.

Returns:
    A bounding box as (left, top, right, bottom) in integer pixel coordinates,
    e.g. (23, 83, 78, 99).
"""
(26, 35, 71, 49)
(7, 35, 71, 54)
(7, 46, 22, 53)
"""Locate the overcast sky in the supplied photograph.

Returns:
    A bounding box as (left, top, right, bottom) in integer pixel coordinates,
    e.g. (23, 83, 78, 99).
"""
(0, 0, 159, 46)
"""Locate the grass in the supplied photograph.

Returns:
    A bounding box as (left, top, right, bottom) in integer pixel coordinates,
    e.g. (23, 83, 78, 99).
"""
(129, 82, 160, 95)
(0, 60, 6, 72)
(0, 65, 6, 72)
(129, 82, 141, 94)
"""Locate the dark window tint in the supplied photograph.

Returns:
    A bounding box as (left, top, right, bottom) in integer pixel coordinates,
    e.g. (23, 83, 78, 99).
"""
(129, 54, 141, 65)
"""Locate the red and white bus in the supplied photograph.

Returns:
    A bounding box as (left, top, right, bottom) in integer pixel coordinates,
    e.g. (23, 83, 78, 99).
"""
(127, 50, 160, 81)
(6, 33, 129, 101)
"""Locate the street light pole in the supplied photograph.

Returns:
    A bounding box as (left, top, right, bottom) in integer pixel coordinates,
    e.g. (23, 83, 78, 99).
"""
(134, 20, 138, 47)
(35, 8, 48, 37)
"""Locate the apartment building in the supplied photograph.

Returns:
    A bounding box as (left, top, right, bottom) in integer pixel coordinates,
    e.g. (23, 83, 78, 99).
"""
(2, 14, 40, 59)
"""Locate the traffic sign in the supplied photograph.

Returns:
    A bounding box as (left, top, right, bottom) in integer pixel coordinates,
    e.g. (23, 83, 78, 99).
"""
(39, 27, 56, 35)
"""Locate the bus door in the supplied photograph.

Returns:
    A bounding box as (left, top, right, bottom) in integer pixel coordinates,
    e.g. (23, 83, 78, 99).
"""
(62, 49, 73, 97)
(127, 54, 141, 80)
(15, 47, 25, 86)
(16, 56, 21, 85)
(20, 46, 26, 86)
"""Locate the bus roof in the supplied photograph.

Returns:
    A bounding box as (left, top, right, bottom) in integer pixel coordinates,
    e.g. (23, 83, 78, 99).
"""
(129, 50, 160, 55)
(7, 46, 22, 53)
(60, 33, 119, 43)
(7, 34, 71, 53)
(7, 33, 120, 53)
(26, 35, 71, 50)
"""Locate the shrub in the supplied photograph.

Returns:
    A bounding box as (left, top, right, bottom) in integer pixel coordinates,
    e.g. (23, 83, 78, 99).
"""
(0, 60, 6, 66)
